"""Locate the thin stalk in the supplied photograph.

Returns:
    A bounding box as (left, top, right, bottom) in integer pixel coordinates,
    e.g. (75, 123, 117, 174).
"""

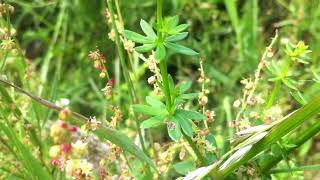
(106, 0, 148, 157)
(215, 94, 320, 178)
(265, 56, 292, 109)
(159, 60, 172, 111)
(39, 0, 66, 95)
(261, 120, 320, 173)
(156, 0, 172, 110)
(265, 80, 281, 109)
(269, 165, 320, 174)
(156, 0, 206, 166)
(183, 131, 208, 166)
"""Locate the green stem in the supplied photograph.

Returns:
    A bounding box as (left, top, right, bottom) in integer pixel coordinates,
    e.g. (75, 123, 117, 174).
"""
(159, 60, 172, 111)
(156, 0, 206, 166)
(215, 94, 320, 179)
(157, 0, 163, 38)
(265, 80, 281, 109)
(269, 165, 320, 174)
(261, 119, 320, 173)
(106, 0, 147, 155)
(183, 131, 208, 166)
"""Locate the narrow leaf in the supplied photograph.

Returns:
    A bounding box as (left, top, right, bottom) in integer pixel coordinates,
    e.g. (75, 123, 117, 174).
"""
(123, 30, 154, 44)
(168, 120, 182, 141)
(169, 24, 189, 34)
(165, 32, 188, 42)
(164, 42, 198, 56)
(179, 93, 198, 100)
(140, 115, 165, 128)
(155, 43, 166, 61)
(180, 81, 192, 94)
(174, 160, 196, 175)
(176, 109, 206, 120)
(135, 44, 156, 53)
(176, 114, 194, 137)
(0, 123, 52, 179)
(140, 19, 157, 39)
(146, 96, 165, 108)
(132, 104, 165, 116)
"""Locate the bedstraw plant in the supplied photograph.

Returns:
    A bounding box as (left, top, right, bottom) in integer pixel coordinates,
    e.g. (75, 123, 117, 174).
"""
(1, 0, 320, 179)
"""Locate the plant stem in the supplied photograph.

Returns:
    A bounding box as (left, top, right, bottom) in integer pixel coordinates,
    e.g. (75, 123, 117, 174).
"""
(268, 165, 320, 174)
(156, 0, 206, 166)
(260, 119, 320, 173)
(182, 131, 208, 166)
(215, 94, 320, 178)
(157, 0, 163, 38)
(265, 80, 281, 109)
(159, 60, 172, 110)
(106, 0, 147, 155)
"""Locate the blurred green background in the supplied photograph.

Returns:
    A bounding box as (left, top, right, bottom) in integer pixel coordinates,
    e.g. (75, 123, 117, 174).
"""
(3, 0, 320, 178)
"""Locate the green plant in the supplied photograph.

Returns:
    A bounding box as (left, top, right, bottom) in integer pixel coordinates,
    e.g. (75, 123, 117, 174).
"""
(1, 0, 320, 179)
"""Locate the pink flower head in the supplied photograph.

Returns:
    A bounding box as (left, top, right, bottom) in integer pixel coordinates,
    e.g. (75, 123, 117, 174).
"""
(60, 144, 72, 153)
(99, 51, 106, 63)
(107, 78, 114, 87)
(69, 126, 77, 133)
(60, 122, 68, 129)
(97, 64, 105, 72)
(51, 157, 61, 166)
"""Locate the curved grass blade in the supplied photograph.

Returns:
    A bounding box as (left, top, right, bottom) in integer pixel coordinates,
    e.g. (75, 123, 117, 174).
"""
(0, 79, 157, 171)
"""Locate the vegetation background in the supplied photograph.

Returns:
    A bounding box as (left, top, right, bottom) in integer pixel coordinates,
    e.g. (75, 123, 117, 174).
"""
(1, 0, 320, 179)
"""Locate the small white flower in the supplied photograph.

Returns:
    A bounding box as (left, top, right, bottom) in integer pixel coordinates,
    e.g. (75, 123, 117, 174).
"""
(60, 98, 70, 106)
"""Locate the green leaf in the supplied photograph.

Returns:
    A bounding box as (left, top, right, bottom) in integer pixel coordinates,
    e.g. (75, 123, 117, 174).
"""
(167, 15, 179, 30)
(94, 127, 157, 171)
(168, 120, 182, 141)
(140, 19, 157, 39)
(146, 96, 165, 108)
(176, 109, 206, 120)
(169, 24, 189, 34)
(164, 42, 198, 56)
(282, 78, 298, 90)
(179, 93, 198, 100)
(165, 32, 188, 42)
(155, 43, 166, 61)
(135, 44, 156, 53)
(270, 143, 282, 157)
(176, 114, 194, 137)
(132, 104, 165, 116)
(216, 94, 320, 177)
(123, 30, 154, 44)
(266, 61, 281, 76)
(140, 115, 165, 128)
(173, 160, 196, 175)
(180, 81, 192, 94)
(0, 123, 52, 179)
(290, 91, 307, 105)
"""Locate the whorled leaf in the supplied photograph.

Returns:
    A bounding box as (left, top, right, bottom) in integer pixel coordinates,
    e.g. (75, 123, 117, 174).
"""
(140, 19, 157, 39)
(122, 30, 155, 44)
(164, 41, 198, 56)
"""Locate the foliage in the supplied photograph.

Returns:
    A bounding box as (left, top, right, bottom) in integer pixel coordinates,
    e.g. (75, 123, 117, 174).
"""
(0, 0, 320, 179)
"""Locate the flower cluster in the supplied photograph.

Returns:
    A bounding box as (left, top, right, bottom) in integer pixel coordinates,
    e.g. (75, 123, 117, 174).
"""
(88, 49, 107, 79)
(145, 53, 162, 95)
(197, 58, 210, 106)
(49, 111, 109, 179)
(104, 9, 135, 53)
(88, 49, 115, 98)
(0, 4, 18, 53)
(197, 57, 215, 126)
(0, 3, 14, 18)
